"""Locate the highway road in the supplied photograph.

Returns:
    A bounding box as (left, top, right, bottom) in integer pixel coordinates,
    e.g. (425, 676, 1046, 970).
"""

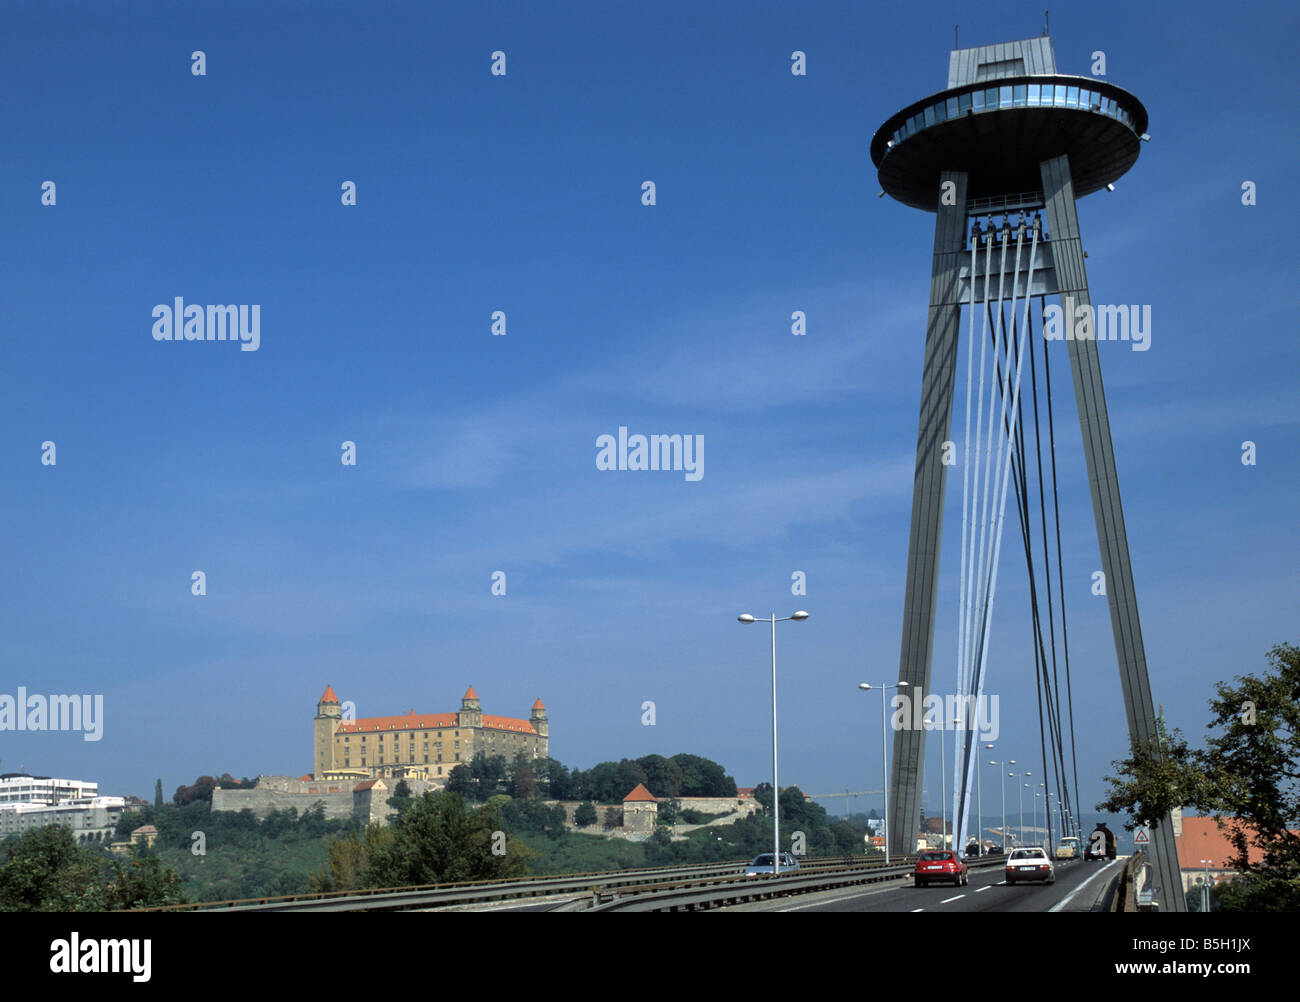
(724, 857, 1125, 912)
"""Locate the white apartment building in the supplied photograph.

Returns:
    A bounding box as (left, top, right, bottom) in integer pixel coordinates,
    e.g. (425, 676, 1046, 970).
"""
(0, 773, 99, 807)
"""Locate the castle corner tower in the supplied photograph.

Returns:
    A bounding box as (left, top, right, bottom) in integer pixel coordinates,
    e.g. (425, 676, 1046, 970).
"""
(530, 698, 548, 741)
(313, 684, 342, 779)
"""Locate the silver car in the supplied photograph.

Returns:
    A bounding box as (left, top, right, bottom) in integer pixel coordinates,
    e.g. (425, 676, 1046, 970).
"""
(745, 852, 801, 877)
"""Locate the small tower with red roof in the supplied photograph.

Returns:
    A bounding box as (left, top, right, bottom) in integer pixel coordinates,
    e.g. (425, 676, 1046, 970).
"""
(313, 685, 342, 779)
(622, 783, 659, 835)
(530, 697, 548, 741)
(458, 685, 483, 729)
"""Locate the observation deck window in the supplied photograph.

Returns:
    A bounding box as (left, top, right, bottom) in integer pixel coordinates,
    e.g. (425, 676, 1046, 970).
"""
(1013, 84, 1026, 107)
(999, 85, 1012, 107)
(1053, 85, 1067, 106)
(1066, 86, 1080, 107)
(1027, 83, 1041, 106)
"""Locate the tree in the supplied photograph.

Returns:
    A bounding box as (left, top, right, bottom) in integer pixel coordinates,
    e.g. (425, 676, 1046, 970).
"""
(671, 754, 738, 797)
(0, 825, 185, 911)
(0, 825, 103, 911)
(103, 854, 186, 910)
(445, 764, 474, 797)
(509, 758, 536, 800)
(387, 780, 415, 819)
(636, 755, 683, 798)
(1099, 642, 1300, 910)
(575, 801, 598, 827)
(173, 775, 217, 806)
(310, 824, 395, 893)
(362, 791, 533, 887)
(153, 779, 163, 808)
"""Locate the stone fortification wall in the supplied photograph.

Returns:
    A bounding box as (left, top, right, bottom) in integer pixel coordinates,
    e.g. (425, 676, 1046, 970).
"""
(211, 787, 354, 819)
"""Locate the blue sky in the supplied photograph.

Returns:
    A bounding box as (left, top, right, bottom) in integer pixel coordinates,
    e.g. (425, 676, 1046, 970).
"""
(1, 0, 1295, 830)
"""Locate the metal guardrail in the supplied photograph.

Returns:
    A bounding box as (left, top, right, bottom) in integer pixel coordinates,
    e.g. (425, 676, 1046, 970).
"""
(148, 859, 748, 912)
(149, 852, 989, 913)
(586, 855, 1010, 913)
(149, 852, 1003, 914)
(1113, 850, 1147, 913)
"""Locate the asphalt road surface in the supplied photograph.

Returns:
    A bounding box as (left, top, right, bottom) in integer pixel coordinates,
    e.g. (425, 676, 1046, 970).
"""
(725, 857, 1124, 912)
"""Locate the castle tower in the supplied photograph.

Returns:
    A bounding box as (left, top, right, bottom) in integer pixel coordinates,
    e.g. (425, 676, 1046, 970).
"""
(530, 698, 548, 742)
(313, 685, 341, 779)
(458, 685, 483, 729)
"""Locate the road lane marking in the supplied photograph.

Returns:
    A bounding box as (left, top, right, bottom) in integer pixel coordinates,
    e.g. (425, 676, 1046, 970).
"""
(940, 894, 965, 904)
(911, 908, 924, 912)
(1048, 859, 1121, 913)
(975, 886, 990, 892)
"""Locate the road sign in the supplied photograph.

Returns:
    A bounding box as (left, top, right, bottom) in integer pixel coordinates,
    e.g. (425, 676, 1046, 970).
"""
(1134, 826, 1150, 845)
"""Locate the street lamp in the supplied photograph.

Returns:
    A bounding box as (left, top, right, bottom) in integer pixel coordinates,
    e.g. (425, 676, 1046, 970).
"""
(858, 680, 909, 863)
(996, 760, 1015, 849)
(1200, 860, 1213, 913)
(978, 743, 995, 853)
(1021, 782, 1030, 846)
(938, 717, 946, 849)
(738, 610, 809, 876)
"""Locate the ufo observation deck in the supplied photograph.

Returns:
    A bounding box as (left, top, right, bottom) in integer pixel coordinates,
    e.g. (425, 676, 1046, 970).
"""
(870, 75, 1148, 211)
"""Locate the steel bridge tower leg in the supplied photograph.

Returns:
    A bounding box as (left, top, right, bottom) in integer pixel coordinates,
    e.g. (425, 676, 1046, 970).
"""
(888, 170, 968, 858)
(1039, 153, 1185, 912)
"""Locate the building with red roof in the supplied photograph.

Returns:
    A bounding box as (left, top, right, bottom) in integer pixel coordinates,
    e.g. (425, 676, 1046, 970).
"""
(313, 685, 547, 784)
(1174, 813, 1298, 898)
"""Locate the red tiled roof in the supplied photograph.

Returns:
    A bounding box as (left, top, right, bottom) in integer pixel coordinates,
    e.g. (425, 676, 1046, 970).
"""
(132, 825, 158, 834)
(624, 783, 657, 803)
(354, 780, 385, 791)
(298, 774, 313, 782)
(337, 710, 458, 734)
(482, 714, 537, 734)
(464, 685, 478, 700)
(737, 788, 755, 797)
(1176, 816, 1294, 870)
(533, 698, 545, 711)
(319, 685, 340, 704)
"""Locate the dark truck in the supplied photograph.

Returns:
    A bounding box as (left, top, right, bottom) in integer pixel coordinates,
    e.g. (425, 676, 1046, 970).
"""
(1085, 822, 1118, 860)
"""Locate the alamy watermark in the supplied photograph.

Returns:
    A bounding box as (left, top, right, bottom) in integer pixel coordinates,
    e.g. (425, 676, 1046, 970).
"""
(0, 687, 104, 741)
(595, 426, 703, 482)
(890, 687, 999, 742)
(1043, 296, 1150, 352)
(152, 298, 260, 352)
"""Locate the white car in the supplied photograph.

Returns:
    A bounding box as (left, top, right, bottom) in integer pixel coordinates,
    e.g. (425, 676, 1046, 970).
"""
(1005, 847, 1056, 885)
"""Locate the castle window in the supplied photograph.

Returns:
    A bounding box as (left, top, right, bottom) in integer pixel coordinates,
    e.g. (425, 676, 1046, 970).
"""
(344, 759, 349, 767)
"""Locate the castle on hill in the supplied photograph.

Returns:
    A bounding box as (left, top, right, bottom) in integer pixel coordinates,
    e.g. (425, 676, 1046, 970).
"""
(312, 684, 548, 783)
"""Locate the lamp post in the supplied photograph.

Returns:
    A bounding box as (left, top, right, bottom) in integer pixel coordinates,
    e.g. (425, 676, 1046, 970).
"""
(938, 716, 947, 849)
(738, 610, 809, 876)
(858, 680, 909, 863)
(996, 760, 1015, 849)
(1201, 859, 1213, 913)
(979, 743, 994, 853)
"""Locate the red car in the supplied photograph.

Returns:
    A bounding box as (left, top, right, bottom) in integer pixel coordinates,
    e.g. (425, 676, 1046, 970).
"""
(914, 849, 968, 887)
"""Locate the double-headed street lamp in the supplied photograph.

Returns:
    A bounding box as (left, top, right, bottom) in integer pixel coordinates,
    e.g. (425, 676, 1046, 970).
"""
(977, 743, 994, 853)
(858, 680, 909, 863)
(994, 759, 1015, 849)
(738, 610, 809, 876)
